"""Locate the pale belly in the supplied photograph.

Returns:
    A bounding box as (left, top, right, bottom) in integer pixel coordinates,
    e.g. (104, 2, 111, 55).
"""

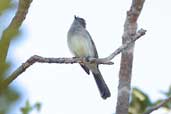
(68, 36, 95, 57)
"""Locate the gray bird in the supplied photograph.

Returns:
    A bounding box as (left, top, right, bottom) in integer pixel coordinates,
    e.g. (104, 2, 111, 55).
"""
(67, 16, 111, 99)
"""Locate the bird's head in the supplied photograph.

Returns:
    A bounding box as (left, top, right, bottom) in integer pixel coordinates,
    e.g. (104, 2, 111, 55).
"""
(74, 15, 86, 28)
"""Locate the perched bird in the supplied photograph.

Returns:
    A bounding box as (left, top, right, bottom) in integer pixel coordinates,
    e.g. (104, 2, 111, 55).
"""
(67, 16, 111, 99)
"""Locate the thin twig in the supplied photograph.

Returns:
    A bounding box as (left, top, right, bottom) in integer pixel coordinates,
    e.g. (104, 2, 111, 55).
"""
(144, 96, 171, 114)
(0, 29, 146, 91)
(99, 28, 146, 62)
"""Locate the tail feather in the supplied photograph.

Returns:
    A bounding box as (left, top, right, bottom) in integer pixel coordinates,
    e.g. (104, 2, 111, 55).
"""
(92, 70, 111, 99)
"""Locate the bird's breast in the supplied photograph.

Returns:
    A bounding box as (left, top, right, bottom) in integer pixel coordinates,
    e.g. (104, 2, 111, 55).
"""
(68, 35, 94, 57)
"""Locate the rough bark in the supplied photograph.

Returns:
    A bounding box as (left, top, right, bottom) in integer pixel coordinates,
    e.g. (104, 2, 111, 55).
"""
(115, 0, 145, 114)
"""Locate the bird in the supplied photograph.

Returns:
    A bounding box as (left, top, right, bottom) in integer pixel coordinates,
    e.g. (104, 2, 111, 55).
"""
(67, 15, 111, 99)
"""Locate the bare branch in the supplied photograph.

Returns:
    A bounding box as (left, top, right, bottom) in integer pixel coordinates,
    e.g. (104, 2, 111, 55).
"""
(115, 0, 145, 114)
(144, 96, 171, 114)
(100, 28, 146, 62)
(0, 29, 146, 91)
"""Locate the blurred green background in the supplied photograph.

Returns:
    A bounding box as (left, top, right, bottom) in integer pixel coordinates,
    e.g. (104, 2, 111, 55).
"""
(0, 0, 21, 114)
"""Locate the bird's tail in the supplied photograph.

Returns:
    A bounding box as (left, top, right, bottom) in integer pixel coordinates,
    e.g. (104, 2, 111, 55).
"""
(92, 69, 111, 99)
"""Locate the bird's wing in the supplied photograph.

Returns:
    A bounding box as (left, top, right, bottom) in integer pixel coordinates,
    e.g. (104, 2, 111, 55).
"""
(85, 30, 98, 58)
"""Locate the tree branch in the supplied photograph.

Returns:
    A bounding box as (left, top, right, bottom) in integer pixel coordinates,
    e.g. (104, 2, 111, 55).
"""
(0, 29, 146, 92)
(144, 96, 171, 114)
(0, 0, 33, 76)
(0, 0, 33, 63)
(115, 0, 145, 114)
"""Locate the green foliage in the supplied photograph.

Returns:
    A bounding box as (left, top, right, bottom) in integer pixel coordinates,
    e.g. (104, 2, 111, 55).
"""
(129, 87, 171, 114)
(0, 88, 20, 114)
(0, 0, 21, 114)
(21, 100, 41, 114)
(154, 86, 171, 110)
(129, 88, 152, 114)
(0, 0, 10, 80)
(0, 0, 12, 15)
